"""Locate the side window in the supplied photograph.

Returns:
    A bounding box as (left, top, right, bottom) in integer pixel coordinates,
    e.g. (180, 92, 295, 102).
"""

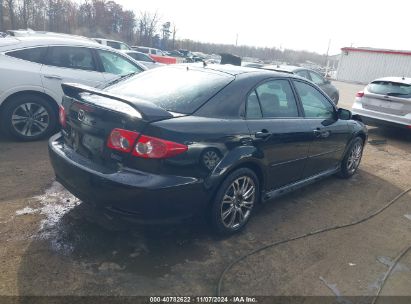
(255, 79, 299, 118)
(47, 46, 97, 71)
(309, 71, 325, 85)
(295, 70, 309, 80)
(119, 43, 130, 50)
(293, 81, 335, 119)
(6, 47, 48, 64)
(150, 49, 156, 55)
(107, 41, 121, 49)
(246, 90, 262, 119)
(96, 50, 142, 75)
(137, 47, 149, 54)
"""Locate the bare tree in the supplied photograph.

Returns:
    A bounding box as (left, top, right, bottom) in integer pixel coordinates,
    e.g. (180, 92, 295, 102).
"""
(137, 11, 158, 47)
(0, 0, 4, 31)
(5, 0, 15, 29)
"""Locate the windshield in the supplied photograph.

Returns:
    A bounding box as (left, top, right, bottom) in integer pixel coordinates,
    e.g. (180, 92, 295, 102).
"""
(368, 81, 411, 97)
(106, 66, 234, 114)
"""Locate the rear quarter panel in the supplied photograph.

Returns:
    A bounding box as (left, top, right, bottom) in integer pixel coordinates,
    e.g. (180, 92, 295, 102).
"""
(0, 54, 44, 104)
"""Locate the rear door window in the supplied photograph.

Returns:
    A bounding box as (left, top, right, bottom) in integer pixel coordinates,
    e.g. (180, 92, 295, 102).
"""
(46, 46, 97, 71)
(246, 90, 263, 119)
(254, 79, 299, 118)
(96, 50, 143, 75)
(367, 81, 411, 98)
(6, 47, 48, 64)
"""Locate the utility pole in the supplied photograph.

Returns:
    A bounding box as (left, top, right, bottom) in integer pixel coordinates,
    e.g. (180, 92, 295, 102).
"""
(325, 39, 331, 77)
(235, 33, 238, 46)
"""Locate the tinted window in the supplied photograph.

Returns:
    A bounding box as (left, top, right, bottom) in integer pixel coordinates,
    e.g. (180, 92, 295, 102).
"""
(97, 50, 142, 75)
(295, 70, 309, 79)
(47, 46, 96, 71)
(107, 66, 234, 114)
(246, 90, 262, 119)
(119, 43, 131, 50)
(127, 52, 152, 62)
(106, 41, 121, 49)
(294, 81, 334, 119)
(6, 47, 47, 64)
(367, 81, 411, 97)
(309, 71, 325, 85)
(136, 47, 149, 54)
(255, 79, 299, 118)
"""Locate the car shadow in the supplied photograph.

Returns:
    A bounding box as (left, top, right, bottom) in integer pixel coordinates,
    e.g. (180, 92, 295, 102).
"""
(15, 169, 405, 295)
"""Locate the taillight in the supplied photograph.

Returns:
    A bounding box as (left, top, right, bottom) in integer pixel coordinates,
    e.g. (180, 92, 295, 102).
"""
(107, 128, 139, 153)
(356, 91, 364, 98)
(59, 105, 66, 128)
(132, 135, 188, 159)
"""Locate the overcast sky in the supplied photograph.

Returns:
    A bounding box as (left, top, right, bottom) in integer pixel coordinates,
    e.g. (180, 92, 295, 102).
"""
(113, 0, 409, 55)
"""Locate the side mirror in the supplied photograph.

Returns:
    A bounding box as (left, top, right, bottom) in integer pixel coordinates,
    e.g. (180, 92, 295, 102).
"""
(338, 108, 352, 120)
(324, 78, 331, 84)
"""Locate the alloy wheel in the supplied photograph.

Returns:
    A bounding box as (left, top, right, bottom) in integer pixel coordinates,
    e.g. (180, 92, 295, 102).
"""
(220, 176, 256, 229)
(346, 141, 363, 174)
(11, 102, 50, 137)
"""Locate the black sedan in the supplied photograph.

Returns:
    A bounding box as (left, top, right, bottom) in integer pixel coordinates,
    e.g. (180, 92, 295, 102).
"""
(49, 64, 367, 235)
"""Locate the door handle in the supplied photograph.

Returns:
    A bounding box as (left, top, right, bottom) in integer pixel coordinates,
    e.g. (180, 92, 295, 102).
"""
(313, 129, 330, 138)
(44, 75, 62, 80)
(255, 130, 272, 139)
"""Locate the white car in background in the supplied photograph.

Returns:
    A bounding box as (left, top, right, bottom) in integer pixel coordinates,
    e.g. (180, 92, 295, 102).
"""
(92, 38, 132, 51)
(0, 35, 146, 141)
(352, 77, 411, 129)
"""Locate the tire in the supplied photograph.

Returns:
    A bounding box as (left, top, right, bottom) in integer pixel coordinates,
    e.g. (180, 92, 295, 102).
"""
(0, 94, 58, 141)
(338, 137, 364, 178)
(210, 168, 260, 236)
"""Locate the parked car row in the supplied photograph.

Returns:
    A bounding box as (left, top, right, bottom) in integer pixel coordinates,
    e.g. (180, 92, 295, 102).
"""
(0, 35, 146, 141)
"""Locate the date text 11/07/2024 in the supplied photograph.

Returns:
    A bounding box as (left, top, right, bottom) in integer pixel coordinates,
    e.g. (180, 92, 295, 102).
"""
(149, 296, 258, 303)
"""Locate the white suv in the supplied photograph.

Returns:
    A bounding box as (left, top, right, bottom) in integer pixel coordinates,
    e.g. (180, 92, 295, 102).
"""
(0, 35, 146, 141)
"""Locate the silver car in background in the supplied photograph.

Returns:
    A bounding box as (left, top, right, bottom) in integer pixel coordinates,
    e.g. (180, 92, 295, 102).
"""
(352, 77, 411, 129)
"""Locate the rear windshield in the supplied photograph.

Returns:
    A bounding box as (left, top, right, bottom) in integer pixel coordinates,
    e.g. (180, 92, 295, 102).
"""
(106, 66, 234, 114)
(368, 81, 411, 98)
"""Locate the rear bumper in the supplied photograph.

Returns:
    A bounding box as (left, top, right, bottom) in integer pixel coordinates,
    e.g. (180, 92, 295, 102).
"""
(48, 134, 208, 222)
(352, 101, 411, 129)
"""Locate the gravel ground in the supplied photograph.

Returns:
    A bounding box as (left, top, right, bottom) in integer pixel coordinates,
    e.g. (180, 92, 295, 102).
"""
(0, 81, 410, 299)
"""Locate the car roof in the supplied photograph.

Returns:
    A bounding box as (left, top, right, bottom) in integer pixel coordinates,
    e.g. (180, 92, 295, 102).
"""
(263, 65, 302, 73)
(183, 63, 298, 79)
(371, 77, 411, 85)
(0, 35, 122, 51)
(124, 50, 147, 55)
(93, 38, 126, 44)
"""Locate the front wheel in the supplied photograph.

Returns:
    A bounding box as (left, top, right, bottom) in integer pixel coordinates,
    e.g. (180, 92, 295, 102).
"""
(210, 168, 260, 235)
(338, 137, 364, 178)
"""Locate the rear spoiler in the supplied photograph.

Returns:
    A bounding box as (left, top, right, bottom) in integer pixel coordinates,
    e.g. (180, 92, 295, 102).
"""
(61, 83, 174, 122)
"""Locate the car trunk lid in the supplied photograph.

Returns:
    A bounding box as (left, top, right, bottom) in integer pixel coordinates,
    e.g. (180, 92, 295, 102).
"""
(60, 83, 175, 166)
(362, 92, 411, 116)
(362, 81, 411, 116)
